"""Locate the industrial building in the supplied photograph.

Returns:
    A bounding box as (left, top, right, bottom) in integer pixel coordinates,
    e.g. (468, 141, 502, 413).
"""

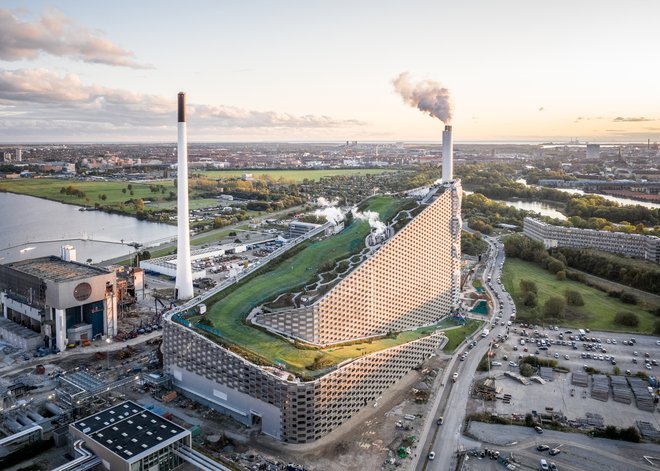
(287, 221, 320, 239)
(523, 217, 660, 263)
(0, 252, 118, 352)
(163, 175, 462, 442)
(69, 401, 191, 471)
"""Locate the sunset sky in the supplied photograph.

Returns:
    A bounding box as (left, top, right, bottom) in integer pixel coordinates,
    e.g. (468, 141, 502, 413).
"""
(1, 0, 659, 143)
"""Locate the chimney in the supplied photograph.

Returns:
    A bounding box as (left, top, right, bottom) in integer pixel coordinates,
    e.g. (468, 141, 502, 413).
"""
(442, 125, 453, 183)
(175, 92, 194, 299)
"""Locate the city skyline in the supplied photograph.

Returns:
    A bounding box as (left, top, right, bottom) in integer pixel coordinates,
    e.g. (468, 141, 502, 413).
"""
(1, 0, 660, 143)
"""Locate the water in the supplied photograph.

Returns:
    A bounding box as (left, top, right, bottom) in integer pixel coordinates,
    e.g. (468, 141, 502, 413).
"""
(517, 178, 659, 209)
(464, 190, 567, 220)
(0, 193, 177, 264)
(554, 188, 660, 209)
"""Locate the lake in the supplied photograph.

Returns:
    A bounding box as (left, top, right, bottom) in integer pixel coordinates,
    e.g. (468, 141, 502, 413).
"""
(0, 193, 177, 264)
(463, 190, 567, 220)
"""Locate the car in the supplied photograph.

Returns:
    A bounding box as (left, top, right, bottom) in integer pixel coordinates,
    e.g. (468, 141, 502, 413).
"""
(535, 426, 544, 434)
(612, 339, 617, 344)
(509, 361, 518, 367)
(452, 372, 459, 381)
(633, 358, 638, 364)
(436, 417, 444, 425)
(564, 354, 569, 360)
(428, 451, 435, 460)
(549, 448, 561, 456)
(646, 364, 652, 370)
(491, 361, 503, 366)
(540, 458, 549, 470)
(634, 351, 639, 356)
(513, 345, 518, 351)
(656, 340, 660, 346)
(537, 444, 550, 451)
(606, 339, 611, 344)
(553, 353, 559, 358)
(653, 360, 658, 366)
(550, 463, 558, 471)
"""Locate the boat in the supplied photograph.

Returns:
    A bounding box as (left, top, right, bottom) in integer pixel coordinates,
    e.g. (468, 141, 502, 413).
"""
(20, 247, 36, 253)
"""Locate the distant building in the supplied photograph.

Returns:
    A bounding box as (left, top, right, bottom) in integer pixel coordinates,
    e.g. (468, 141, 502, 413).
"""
(287, 221, 320, 239)
(523, 217, 660, 263)
(0, 256, 118, 352)
(241, 173, 253, 181)
(69, 401, 191, 471)
(586, 144, 601, 160)
(14, 148, 22, 162)
(2, 152, 11, 162)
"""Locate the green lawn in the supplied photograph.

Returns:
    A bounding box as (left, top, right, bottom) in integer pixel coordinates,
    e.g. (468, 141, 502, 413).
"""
(198, 195, 429, 376)
(503, 258, 655, 333)
(442, 319, 484, 353)
(0, 178, 172, 209)
(198, 168, 398, 183)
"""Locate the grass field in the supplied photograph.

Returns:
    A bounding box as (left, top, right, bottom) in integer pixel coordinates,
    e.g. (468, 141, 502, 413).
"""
(198, 168, 398, 183)
(0, 178, 172, 210)
(442, 318, 484, 353)
(502, 258, 656, 333)
(200, 195, 430, 375)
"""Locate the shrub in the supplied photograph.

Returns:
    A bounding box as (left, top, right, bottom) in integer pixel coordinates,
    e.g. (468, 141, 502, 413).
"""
(620, 292, 637, 305)
(520, 279, 538, 294)
(519, 363, 535, 377)
(614, 311, 639, 327)
(522, 291, 537, 307)
(544, 296, 566, 318)
(564, 289, 585, 306)
(555, 270, 566, 280)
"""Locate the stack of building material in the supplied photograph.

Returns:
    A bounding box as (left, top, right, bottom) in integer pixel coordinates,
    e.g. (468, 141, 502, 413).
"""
(539, 367, 553, 381)
(571, 372, 589, 387)
(627, 377, 656, 412)
(636, 421, 660, 439)
(584, 412, 604, 427)
(591, 375, 609, 401)
(610, 376, 632, 404)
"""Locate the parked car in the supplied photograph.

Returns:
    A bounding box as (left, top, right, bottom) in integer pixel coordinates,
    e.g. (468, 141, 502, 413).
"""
(534, 426, 544, 434)
(540, 459, 549, 470)
(536, 444, 550, 451)
(549, 448, 561, 456)
(437, 417, 444, 425)
(428, 451, 435, 460)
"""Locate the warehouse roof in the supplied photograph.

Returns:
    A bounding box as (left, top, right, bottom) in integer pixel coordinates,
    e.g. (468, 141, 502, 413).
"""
(4, 256, 110, 282)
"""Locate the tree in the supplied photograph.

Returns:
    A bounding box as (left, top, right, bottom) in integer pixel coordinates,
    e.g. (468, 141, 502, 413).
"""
(122, 188, 127, 194)
(519, 363, 535, 377)
(134, 198, 145, 210)
(524, 413, 534, 426)
(546, 257, 565, 275)
(519, 279, 538, 294)
(522, 291, 538, 307)
(101, 193, 107, 201)
(654, 319, 660, 336)
(544, 296, 566, 318)
(612, 366, 620, 376)
(564, 289, 584, 306)
(127, 183, 133, 190)
(614, 311, 639, 327)
(555, 270, 566, 281)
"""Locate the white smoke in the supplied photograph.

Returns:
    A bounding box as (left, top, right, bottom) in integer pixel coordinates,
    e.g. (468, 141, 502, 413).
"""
(315, 206, 344, 225)
(315, 197, 344, 224)
(393, 72, 452, 123)
(352, 209, 386, 235)
(407, 187, 430, 198)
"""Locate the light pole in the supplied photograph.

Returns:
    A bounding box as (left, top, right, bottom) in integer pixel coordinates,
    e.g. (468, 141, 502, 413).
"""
(106, 338, 111, 370)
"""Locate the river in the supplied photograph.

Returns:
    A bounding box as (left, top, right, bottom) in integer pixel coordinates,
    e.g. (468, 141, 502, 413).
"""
(0, 193, 177, 264)
(463, 190, 568, 220)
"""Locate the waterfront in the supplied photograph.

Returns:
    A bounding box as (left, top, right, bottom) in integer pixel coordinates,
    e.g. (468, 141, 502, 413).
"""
(464, 190, 568, 220)
(0, 193, 177, 264)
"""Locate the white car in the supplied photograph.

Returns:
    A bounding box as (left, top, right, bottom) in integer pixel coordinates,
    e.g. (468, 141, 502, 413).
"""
(491, 361, 503, 366)
(428, 451, 435, 460)
(564, 354, 569, 360)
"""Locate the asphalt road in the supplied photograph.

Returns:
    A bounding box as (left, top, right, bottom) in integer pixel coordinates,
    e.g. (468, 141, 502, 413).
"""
(414, 235, 514, 470)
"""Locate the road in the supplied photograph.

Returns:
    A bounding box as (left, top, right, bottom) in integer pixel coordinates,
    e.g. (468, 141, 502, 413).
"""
(414, 235, 514, 471)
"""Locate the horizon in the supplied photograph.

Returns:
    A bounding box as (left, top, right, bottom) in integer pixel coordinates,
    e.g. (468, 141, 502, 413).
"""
(1, 1, 659, 142)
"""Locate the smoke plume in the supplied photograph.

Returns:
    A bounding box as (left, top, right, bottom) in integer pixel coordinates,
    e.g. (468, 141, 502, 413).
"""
(393, 72, 452, 123)
(314, 197, 344, 224)
(352, 209, 386, 235)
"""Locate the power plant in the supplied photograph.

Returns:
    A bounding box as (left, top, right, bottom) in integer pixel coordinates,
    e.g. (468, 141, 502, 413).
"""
(174, 92, 194, 300)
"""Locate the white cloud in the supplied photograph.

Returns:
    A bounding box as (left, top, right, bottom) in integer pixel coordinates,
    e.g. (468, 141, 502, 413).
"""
(0, 8, 150, 68)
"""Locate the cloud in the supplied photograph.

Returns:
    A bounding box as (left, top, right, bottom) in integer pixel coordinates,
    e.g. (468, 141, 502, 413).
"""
(0, 8, 150, 68)
(538, 107, 544, 111)
(612, 116, 656, 122)
(0, 68, 365, 139)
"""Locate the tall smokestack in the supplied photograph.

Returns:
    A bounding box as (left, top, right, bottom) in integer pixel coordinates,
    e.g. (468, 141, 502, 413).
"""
(175, 92, 194, 299)
(442, 125, 453, 183)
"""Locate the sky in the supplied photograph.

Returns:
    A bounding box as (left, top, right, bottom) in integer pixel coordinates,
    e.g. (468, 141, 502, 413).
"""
(1, 0, 659, 143)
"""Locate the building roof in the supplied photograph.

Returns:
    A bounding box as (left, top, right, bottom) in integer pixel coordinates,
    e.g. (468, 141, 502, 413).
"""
(71, 401, 189, 462)
(3, 256, 110, 283)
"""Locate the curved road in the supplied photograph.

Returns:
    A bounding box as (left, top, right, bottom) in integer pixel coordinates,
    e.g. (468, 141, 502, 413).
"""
(414, 235, 512, 471)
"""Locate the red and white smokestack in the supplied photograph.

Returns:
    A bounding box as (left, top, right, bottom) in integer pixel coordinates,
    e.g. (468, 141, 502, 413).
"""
(442, 124, 453, 183)
(175, 92, 194, 299)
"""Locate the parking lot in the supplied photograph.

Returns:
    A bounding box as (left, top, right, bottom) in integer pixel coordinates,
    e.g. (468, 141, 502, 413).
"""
(471, 323, 660, 430)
